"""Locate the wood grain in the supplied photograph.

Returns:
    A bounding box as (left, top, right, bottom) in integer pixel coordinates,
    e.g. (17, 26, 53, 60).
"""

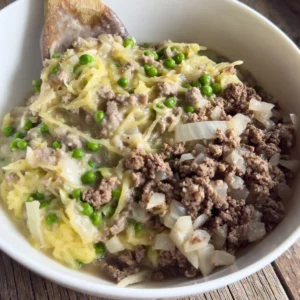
(1, 0, 300, 299)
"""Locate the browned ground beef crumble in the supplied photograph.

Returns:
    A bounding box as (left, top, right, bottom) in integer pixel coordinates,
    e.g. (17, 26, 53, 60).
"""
(82, 83, 295, 282)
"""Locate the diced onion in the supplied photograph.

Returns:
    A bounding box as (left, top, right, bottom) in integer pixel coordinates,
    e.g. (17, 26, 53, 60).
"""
(278, 160, 300, 173)
(194, 144, 205, 155)
(193, 214, 209, 230)
(183, 230, 211, 253)
(290, 114, 298, 130)
(197, 244, 215, 276)
(194, 152, 210, 164)
(105, 236, 125, 253)
(117, 270, 150, 288)
(249, 98, 274, 112)
(248, 221, 266, 242)
(131, 203, 149, 223)
(212, 250, 235, 266)
(25, 201, 44, 246)
(275, 183, 292, 200)
(254, 110, 272, 124)
(147, 193, 166, 210)
(163, 200, 186, 228)
(210, 181, 228, 199)
(69, 55, 79, 65)
(269, 153, 280, 166)
(173, 216, 194, 234)
(155, 171, 169, 181)
(229, 113, 251, 136)
(170, 228, 199, 269)
(226, 175, 244, 190)
(230, 187, 250, 200)
(175, 121, 229, 142)
(154, 233, 175, 251)
(211, 225, 228, 250)
(180, 153, 195, 162)
(225, 150, 246, 173)
(211, 106, 222, 120)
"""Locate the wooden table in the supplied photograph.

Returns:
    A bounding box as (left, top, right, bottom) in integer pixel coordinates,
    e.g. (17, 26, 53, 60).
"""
(1, 0, 300, 299)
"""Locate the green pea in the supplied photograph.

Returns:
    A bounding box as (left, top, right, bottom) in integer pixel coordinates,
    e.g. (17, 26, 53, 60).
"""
(95, 242, 106, 256)
(72, 148, 84, 159)
(40, 200, 51, 209)
(118, 77, 129, 88)
(23, 120, 33, 131)
(32, 79, 42, 93)
(144, 51, 159, 61)
(52, 52, 62, 59)
(200, 74, 211, 86)
(128, 88, 135, 94)
(79, 54, 94, 65)
(90, 211, 102, 226)
(52, 141, 62, 149)
(2, 126, 14, 137)
(33, 192, 45, 201)
(72, 188, 82, 200)
(174, 53, 185, 64)
(157, 48, 166, 58)
(123, 38, 135, 48)
(81, 202, 94, 216)
(87, 142, 100, 152)
(183, 83, 192, 89)
(184, 105, 195, 113)
(115, 62, 122, 68)
(165, 97, 177, 108)
(191, 80, 201, 89)
(88, 160, 96, 168)
(135, 223, 143, 234)
(46, 213, 58, 226)
(141, 43, 150, 48)
(81, 171, 96, 185)
(73, 64, 81, 74)
(10, 140, 19, 151)
(163, 58, 176, 69)
(112, 188, 122, 201)
(156, 102, 164, 109)
(50, 66, 59, 75)
(17, 140, 28, 150)
(144, 65, 158, 77)
(201, 85, 213, 96)
(105, 206, 116, 217)
(26, 196, 34, 202)
(40, 123, 49, 134)
(13, 132, 25, 139)
(94, 110, 105, 124)
(170, 46, 178, 51)
(211, 82, 222, 94)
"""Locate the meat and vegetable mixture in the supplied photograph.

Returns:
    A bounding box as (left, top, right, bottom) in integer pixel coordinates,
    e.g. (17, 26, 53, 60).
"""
(0, 34, 298, 287)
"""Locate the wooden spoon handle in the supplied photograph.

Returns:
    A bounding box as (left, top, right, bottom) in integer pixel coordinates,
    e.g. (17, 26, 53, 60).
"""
(42, 0, 128, 59)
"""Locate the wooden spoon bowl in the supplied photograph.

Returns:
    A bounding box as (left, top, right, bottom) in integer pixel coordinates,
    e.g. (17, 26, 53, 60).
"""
(42, 0, 128, 59)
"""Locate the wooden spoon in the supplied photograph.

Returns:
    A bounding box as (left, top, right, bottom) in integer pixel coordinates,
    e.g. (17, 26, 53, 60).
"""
(41, 0, 128, 60)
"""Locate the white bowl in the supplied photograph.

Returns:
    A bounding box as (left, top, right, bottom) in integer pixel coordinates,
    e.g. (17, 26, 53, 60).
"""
(1, 0, 300, 299)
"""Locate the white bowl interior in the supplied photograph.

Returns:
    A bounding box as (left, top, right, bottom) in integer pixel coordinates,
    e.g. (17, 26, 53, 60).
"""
(0, 0, 300, 298)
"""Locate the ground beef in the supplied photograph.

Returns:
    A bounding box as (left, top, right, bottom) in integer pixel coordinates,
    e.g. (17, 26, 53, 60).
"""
(244, 154, 275, 198)
(120, 62, 135, 74)
(98, 85, 115, 100)
(131, 172, 146, 188)
(83, 177, 118, 209)
(4, 173, 20, 185)
(158, 249, 189, 269)
(161, 143, 185, 159)
(100, 101, 123, 137)
(102, 247, 146, 282)
(215, 129, 241, 151)
(110, 215, 127, 236)
(157, 82, 178, 97)
(261, 197, 285, 231)
(140, 55, 162, 69)
(34, 147, 58, 166)
(185, 87, 202, 106)
(223, 83, 260, 115)
(123, 150, 172, 180)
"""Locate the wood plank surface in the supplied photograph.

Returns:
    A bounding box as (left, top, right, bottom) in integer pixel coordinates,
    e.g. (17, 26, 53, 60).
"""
(0, 0, 300, 299)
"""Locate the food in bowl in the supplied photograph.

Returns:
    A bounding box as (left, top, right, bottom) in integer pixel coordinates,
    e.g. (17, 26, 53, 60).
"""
(0, 34, 297, 287)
